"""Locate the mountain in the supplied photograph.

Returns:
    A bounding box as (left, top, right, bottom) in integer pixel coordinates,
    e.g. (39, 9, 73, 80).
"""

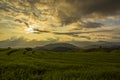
(35, 43, 79, 52)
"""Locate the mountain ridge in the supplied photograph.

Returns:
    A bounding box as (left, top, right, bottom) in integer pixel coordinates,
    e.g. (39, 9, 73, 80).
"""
(35, 43, 79, 52)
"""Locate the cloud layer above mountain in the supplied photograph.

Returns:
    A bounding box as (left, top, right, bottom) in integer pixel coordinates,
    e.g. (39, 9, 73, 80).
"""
(0, 0, 120, 47)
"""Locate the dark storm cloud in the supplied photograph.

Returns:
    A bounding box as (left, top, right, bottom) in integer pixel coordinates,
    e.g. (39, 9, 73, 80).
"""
(53, 29, 113, 35)
(0, 0, 119, 35)
(77, 21, 104, 28)
(79, 36, 91, 40)
(83, 22, 103, 28)
(0, 1, 26, 13)
(52, 29, 115, 38)
(53, 31, 91, 39)
(57, 0, 120, 25)
(15, 19, 30, 28)
(1, 0, 119, 26)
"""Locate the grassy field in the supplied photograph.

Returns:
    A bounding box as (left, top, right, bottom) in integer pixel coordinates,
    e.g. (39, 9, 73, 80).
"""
(0, 48, 120, 80)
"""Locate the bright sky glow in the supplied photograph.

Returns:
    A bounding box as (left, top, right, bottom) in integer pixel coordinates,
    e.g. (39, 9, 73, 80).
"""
(0, 0, 120, 47)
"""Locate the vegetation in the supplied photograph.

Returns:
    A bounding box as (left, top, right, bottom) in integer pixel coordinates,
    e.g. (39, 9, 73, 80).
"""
(0, 48, 120, 80)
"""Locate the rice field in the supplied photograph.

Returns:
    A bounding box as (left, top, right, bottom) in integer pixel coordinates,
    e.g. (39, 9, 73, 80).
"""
(0, 48, 120, 80)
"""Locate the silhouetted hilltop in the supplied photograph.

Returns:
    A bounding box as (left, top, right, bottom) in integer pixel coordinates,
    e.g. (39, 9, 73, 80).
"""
(35, 43, 79, 52)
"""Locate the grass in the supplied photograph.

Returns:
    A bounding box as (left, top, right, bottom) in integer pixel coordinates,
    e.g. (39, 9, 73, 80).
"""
(0, 48, 120, 80)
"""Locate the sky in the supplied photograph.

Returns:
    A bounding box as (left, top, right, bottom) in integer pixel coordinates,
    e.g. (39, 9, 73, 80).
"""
(0, 0, 120, 48)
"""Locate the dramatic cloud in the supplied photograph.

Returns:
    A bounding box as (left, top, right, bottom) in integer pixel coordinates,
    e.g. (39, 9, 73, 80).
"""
(56, 0, 120, 25)
(0, 0, 120, 47)
(0, 0, 120, 25)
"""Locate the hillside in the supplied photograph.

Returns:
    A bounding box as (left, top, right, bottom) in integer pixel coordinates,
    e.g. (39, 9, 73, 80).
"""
(35, 43, 79, 52)
(0, 48, 120, 80)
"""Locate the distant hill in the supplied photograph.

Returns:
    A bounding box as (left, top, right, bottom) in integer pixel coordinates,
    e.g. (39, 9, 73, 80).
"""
(35, 43, 79, 52)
